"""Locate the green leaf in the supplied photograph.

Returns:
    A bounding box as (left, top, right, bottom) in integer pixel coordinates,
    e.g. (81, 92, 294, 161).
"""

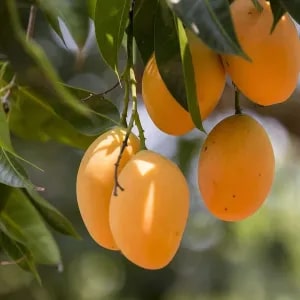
(0, 99, 13, 151)
(35, 0, 90, 49)
(0, 230, 41, 283)
(95, 0, 131, 76)
(0, 187, 61, 265)
(176, 20, 204, 132)
(154, 0, 187, 110)
(279, 0, 300, 24)
(167, 0, 249, 58)
(88, 0, 97, 19)
(0, 0, 106, 136)
(24, 189, 80, 239)
(133, 0, 158, 65)
(0, 148, 31, 188)
(9, 88, 96, 149)
(65, 84, 121, 136)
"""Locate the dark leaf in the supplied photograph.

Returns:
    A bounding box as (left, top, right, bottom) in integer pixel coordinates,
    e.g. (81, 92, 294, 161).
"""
(0, 230, 41, 283)
(279, 0, 300, 25)
(154, 0, 188, 110)
(0, 148, 31, 188)
(270, 0, 286, 33)
(167, 0, 249, 58)
(133, 0, 158, 65)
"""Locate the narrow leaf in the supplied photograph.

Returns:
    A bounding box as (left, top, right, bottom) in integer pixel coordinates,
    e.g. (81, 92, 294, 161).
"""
(154, 0, 188, 110)
(270, 0, 286, 33)
(36, 0, 90, 49)
(9, 88, 95, 149)
(279, 0, 300, 24)
(0, 231, 41, 283)
(176, 20, 204, 131)
(0, 100, 13, 151)
(133, 0, 158, 65)
(95, 0, 131, 76)
(0, 148, 30, 188)
(24, 189, 81, 239)
(65, 85, 121, 136)
(0, 187, 61, 265)
(167, 0, 249, 58)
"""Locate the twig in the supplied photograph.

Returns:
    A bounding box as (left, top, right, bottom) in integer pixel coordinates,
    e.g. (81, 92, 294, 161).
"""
(81, 81, 121, 101)
(0, 256, 26, 266)
(233, 83, 242, 115)
(113, 0, 145, 196)
(26, 5, 37, 40)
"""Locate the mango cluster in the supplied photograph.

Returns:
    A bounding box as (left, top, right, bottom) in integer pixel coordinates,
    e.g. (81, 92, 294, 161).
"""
(76, 0, 299, 270)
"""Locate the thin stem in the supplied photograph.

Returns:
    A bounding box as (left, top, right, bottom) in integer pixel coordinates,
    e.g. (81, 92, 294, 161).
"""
(120, 77, 129, 127)
(0, 256, 25, 266)
(113, 0, 146, 196)
(81, 81, 121, 101)
(113, 77, 137, 196)
(26, 5, 37, 40)
(233, 83, 242, 115)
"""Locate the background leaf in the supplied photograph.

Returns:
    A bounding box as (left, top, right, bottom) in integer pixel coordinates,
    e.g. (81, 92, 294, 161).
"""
(0, 231, 41, 283)
(8, 88, 96, 149)
(0, 0, 109, 136)
(0, 187, 61, 265)
(35, 0, 90, 49)
(167, 0, 248, 57)
(24, 189, 80, 239)
(95, 0, 131, 76)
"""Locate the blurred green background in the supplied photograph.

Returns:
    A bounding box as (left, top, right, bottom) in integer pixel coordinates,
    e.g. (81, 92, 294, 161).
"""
(1, 9, 300, 300)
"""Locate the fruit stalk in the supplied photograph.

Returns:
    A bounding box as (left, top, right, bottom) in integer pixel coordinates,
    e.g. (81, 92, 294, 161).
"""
(113, 0, 146, 196)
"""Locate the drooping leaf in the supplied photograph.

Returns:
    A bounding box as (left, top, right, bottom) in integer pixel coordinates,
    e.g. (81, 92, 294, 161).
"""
(24, 188, 80, 239)
(279, 0, 300, 24)
(270, 0, 286, 33)
(167, 0, 249, 58)
(0, 187, 61, 265)
(0, 0, 108, 136)
(154, 0, 187, 110)
(95, 0, 131, 76)
(0, 230, 41, 283)
(133, 0, 158, 65)
(65, 84, 121, 136)
(0, 98, 13, 151)
(176, 19, 204, 131)
(87, 0, 97, 19)
(35, 0, 90, 49)
(0, 148, 31, 188)
(9, 88, 95, 149)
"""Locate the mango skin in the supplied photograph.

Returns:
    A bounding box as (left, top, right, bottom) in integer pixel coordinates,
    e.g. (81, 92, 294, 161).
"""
(76, 127, 140, 250)
(109, 150, 190, 269)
